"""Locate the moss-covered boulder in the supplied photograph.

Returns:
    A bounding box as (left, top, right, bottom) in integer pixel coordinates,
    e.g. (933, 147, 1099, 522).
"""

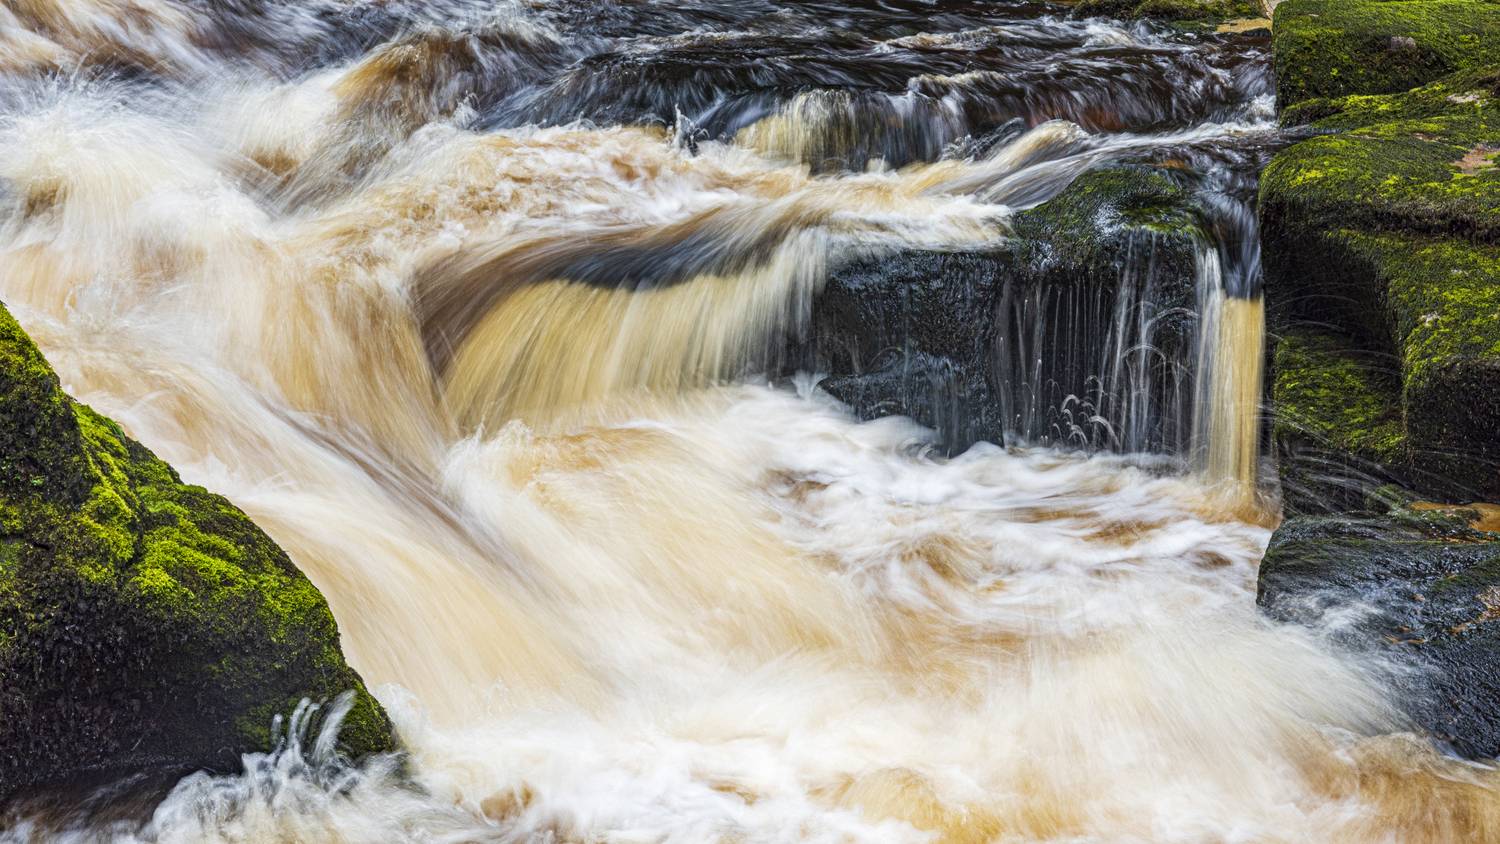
(1261, 60, 1500, 499)
(1272, 0, 1500, 110)
(0, 303, 393, 799)
(1259, 498, 1500, 758)
(806, 166, 1202, 452)
(1281, 63, 1500, 129)
(1272, 328, 1410, 515)
(1262, 21, 1500, 758)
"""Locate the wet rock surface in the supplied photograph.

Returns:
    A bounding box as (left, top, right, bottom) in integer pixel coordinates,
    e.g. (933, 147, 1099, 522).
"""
(1259, 500, 1500, 758)
(1262, 58, 1500, 501)
(0, 304, 392, 800)
(1262, 0, 1500, 761)
(806, 166, 1203, 453)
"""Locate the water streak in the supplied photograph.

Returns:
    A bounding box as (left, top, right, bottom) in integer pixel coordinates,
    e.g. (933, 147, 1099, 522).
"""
(2, 2, 1497, 842)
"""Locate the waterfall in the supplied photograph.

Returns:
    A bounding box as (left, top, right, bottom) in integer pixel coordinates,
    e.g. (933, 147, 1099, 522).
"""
(5, 3, 1500, 842)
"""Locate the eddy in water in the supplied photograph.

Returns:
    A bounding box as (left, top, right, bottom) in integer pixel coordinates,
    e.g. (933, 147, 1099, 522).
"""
(2, 0, 1500, 842)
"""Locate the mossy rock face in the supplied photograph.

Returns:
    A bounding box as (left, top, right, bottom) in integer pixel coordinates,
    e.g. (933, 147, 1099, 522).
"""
(1273, 0, 1500, 110)
(805, 166, 1201, 452)
(1261, 60, 1500, 500)
(1262, 227, 1500, 498)
(1272, 328, 1410, 515)
(0, 303, 394, 799)
(1353, 233, 1500, 497)
(1259, 504, 1500, 758)
(1281, 64, 1500, 129)
(1261, 115, 1500, 242)
(1262, 26, 1500, 759)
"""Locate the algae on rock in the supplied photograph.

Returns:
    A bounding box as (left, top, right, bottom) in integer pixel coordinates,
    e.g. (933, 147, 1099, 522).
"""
(1272, 328, 1409, 515)
(1272, 0, 1500, 109)
(0, 302, 394, 799)
(1261, 58, 1500, 500)
(1261, 3, 1500, 761)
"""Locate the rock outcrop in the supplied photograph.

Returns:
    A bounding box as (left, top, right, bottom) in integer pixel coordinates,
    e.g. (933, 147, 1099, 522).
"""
(1259, 0, 1500, 760)
(1272, 0, 1500, 108)
(0, 303, 393, 800)
(807, 166, 1203, 453)
(1260, 498, 1500, 758)
(1263, 57, 1500, 501)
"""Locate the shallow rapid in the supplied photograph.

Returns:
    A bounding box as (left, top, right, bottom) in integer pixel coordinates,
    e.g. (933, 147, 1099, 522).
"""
(3, 1, 1499, 841)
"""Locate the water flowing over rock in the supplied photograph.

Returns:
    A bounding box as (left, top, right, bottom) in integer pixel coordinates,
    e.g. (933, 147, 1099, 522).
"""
(0, 303, 392, 800)
(5, 0, 1500, 840)
(1259, 497, 1500, 759)
(807, 166, 1202, 454)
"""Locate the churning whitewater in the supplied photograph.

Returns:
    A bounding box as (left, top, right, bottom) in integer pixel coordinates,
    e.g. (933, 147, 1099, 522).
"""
(3, 0, 1500, 841)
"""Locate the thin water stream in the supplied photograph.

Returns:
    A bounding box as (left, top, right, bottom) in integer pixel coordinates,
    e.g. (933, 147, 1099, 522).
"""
(2, 1, 1498, 841)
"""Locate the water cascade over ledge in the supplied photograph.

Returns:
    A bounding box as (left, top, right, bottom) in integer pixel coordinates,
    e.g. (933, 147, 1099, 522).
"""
(4, 1, 1500, 842)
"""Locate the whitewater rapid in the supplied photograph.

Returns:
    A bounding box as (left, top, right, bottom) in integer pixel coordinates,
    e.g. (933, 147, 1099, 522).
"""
(4, 1, 1500, 841)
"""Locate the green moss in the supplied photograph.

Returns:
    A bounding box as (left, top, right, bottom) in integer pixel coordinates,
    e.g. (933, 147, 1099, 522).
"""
(1013, 166, 1200, 259)
(1283, 64, 1500, 129)
(0, 301, 394, 799)
(1274, 0, 1500, 109)
(1342, 232, 1500, 387)
(1327, 232, 1500, 497)
(1261, 55, 1500, 499)
(1260, 222, 1500, 497)
(1260, 114, 1500, 242)
(1270, 328, 1411, 516)
(1274, 329, 1408, 465)
(0, 308, 92, 504)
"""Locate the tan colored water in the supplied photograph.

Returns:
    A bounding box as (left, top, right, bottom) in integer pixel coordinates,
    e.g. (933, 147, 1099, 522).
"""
(3, 5, 1499, 842)
(1197, 292, 1269, 516)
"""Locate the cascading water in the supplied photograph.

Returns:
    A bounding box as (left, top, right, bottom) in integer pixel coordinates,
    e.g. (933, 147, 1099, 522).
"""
(4, 2, 1500, 842)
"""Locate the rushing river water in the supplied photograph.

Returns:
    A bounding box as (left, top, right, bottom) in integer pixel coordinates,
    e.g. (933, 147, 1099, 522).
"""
(4, 0, 1500, 841)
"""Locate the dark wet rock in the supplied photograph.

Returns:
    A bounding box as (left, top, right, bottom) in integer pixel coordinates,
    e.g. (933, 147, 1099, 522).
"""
(1272, 0, 1500, 109)
(0, 303, 393, 801)
(1258, 500, 1500, 759)
(820, 352, 1002, 448)
(500, 7, 1267, 145)
(810, 252, 1009, 449)
(1261, 63, 1500, 500)
(1068, 0, 1260, 22)
(806, 166, 1203, 453)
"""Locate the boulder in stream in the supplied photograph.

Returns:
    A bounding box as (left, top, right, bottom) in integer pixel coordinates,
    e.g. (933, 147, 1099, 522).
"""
(808, 165, 1202, 454)
(1262, 62, 1500, 501)
(1272, 0, 1500, 107)
(1259, 497, 1500, 758)
(1261, 5, 1500, 762)
(0, 304, 393, 800)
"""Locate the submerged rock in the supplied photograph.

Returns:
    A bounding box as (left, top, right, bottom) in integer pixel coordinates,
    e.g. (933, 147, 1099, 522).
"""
(1259, 499, 1500, 758)
(807, 166, 1202, 453)
(0, 303, 393, 800)
(1272, 0, 1500, 108)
